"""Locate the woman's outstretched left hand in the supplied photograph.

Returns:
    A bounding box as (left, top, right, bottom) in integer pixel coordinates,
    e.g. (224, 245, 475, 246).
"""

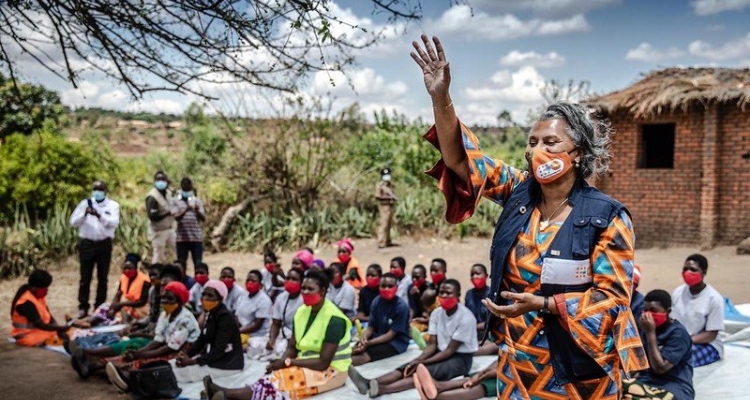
(482, 292, 544, 319)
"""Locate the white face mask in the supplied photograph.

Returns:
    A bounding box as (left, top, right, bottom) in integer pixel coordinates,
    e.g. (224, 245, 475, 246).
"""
(382, 174, 391, 182)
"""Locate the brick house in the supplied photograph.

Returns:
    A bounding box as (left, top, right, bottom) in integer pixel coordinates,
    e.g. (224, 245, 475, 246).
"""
(586, 68, 750, 248)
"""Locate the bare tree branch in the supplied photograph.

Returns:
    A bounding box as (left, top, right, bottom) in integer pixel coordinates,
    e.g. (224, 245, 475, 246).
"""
(0, 0, 451, 99)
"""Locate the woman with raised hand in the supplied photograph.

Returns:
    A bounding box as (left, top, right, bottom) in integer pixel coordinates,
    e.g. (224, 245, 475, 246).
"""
(410, 34, 647, 398)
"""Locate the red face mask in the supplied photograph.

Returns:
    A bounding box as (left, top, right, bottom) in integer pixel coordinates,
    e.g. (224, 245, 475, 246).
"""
(431, 272, 446, 286)
(366, 277, 381, 289)
(471, 277, 487, 289)
(379, 287, 398, 301)
(683, 271, 702, 287)
(338, 254, 351, 264)
(34, 287, 49, 299)
(123, 269, 137, 279)
(438, 296, 458, 310)
(264, 263, 275, 273)
(412, 278, 426, 289)
(302, 292, 322, 306)
(195, 274, 209, 286)
(284, 281, 301, 295)
(647, 311, 669, 328)
(531, 148, 574, 184)
(245, 281, 261, 295)
(332, 274, 343, 286)
(221, 278, 235, 291)
(391, 267, 404, 278)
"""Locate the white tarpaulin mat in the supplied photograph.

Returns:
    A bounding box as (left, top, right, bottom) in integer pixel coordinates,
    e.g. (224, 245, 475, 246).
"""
(175, 303, 750, 399)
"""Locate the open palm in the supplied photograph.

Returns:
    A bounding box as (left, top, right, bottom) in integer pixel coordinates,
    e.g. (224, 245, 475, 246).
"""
(410, 34, 451, 99)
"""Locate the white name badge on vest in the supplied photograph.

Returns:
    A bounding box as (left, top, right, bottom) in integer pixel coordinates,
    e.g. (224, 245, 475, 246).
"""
(540, 258, 592, 285)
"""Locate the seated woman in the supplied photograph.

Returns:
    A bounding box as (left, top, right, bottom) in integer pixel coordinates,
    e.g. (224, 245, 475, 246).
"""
(622, 289, 694, 400)
(670, 254, 724, 367)
(264, 267, 305, 358)
(355, 264, 383, 323)
(409, 264, 433, 318)
(291, 249, 314, 271)
(349, 279, 478, 398)
(464, 263, 490, 339)
(326, 262, 356, 319)
(352, 273, 411, 366)
(219, 266, 247, 314)
(235, 269, 273, 345)
(108, 253, 151, 322)
(189, 262, 210, 316)
(11, 269, 72, 347)
(414, 359, 498, 400)
(336, 237, 364, 289)
(204, 269, 352, 399)
(261, 250, 285, 301)
(104, 281, 201, 392)
(172, 279, 244, 383)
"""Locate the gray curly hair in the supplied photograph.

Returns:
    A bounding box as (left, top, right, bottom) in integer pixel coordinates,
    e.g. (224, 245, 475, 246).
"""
(537, 102, 613, 178)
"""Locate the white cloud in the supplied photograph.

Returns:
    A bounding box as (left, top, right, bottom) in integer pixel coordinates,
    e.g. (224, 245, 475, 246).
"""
(431, 5, 588, 41)
(625, 43, 685, 61)
(691, 0, 750, 15)
(127, 99, 185, 115)
(462, 66, 546, 124)
(688, 32, 750, 60)
(471, 0, 621, 18)
(499, 51, 566, 68)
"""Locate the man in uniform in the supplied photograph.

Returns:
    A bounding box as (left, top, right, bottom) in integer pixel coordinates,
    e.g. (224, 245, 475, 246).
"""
(375, 168, 397, 248)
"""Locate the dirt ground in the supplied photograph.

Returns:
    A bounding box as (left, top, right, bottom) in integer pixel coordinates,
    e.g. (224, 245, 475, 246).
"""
(1, 237, 749, 400)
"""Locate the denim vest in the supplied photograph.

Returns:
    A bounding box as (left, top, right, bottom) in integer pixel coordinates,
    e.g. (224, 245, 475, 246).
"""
(483, 177, 628, 382)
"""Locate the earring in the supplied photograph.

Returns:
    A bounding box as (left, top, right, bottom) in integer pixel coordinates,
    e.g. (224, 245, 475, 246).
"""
(573, 160, 580, 168)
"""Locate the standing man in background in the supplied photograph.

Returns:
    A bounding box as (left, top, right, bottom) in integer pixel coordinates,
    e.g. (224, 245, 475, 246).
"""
(70, 180, 120, 318)
(146, 171, 176, 263)
(172, 177, 206, 270)
(375, 167, 397, 248)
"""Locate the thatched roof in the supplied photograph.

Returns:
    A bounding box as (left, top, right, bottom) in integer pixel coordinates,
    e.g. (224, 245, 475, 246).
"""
(586, 67, 750, 117)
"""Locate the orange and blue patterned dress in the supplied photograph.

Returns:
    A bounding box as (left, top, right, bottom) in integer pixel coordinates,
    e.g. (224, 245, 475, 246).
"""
(424, 123, 648, 399)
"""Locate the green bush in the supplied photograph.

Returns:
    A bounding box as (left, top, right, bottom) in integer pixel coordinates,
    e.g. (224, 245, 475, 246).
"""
(0, 131, 98, 221)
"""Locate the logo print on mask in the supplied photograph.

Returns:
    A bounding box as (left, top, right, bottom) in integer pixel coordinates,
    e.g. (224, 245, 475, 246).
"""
(536, 159, 565, 180)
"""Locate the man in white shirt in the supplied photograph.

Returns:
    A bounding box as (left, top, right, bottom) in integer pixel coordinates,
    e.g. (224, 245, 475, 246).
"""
(69, 180, 120, 318)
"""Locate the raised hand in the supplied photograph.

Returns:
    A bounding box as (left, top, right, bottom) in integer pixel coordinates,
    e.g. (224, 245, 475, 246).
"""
(410, 34, 451, 101)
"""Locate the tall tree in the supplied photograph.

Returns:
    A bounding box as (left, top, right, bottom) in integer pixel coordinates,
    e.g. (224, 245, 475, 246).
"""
(0, 1, 460, 100)
(0, 74, 64, 139)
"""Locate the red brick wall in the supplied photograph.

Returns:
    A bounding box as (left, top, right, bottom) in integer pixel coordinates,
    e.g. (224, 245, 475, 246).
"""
(718, 105, 750, 244)
(599, 108, 704, 248)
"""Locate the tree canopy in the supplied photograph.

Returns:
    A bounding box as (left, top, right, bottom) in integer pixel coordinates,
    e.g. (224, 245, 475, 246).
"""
(0, 74, 64, 139)
(0, 1, 460, 100)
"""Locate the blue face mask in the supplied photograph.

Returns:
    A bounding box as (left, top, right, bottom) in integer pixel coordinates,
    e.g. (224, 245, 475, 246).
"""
(155, 180, 168, 190)
(182, 191, 194, 199)
(92, 190, 106, 201)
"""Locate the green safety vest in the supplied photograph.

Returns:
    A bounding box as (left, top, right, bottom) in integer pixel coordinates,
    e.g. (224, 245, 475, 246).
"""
(293, 299, 352, 372)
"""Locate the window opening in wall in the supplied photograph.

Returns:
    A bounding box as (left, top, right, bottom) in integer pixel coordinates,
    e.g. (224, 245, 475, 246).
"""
(638, 123, 675, 169)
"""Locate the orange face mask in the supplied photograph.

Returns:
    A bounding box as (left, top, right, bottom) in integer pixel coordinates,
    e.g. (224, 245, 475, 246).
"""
(531, 148, 575, 184)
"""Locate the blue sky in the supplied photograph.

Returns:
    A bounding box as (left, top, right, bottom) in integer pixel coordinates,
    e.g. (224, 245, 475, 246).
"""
(13, 0, 750, 125)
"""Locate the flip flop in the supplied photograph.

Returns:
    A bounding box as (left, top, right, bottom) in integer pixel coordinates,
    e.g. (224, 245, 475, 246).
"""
(203, 375, 217, 399)
(415, 364, 438, 400)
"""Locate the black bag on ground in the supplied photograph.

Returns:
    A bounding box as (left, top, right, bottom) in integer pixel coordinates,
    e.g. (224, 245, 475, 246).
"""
(129, 360, 182, 400)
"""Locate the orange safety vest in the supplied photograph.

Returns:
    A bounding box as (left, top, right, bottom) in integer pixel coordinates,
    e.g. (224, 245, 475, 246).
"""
(11, 290, 57, 347)
(119, 271, 151, 318)
(344, 256, 364, 289)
